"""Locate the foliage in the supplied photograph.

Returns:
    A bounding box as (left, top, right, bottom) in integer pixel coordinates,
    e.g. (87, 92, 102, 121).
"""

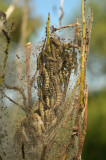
(88, 1, 106, 56)
(0, 0, 41, 43)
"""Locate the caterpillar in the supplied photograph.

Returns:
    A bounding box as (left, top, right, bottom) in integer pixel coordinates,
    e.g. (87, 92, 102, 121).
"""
(45, 95, 50, 108)
(39, 101, 45, 121)
(54, 88, 63, 110)
(41, 66, 49, 94)
(21, 126, 30, 143)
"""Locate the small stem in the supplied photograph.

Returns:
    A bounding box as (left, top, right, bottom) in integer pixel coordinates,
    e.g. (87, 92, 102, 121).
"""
(52, 23, 79, 32)
(67, 73, 81, 106)
(58, 0, 64, 26)
(30, 69, 37, 85)
(80, 0, 85, 106)
(0, 30, 10, 86)
(46, 13, 51, 53)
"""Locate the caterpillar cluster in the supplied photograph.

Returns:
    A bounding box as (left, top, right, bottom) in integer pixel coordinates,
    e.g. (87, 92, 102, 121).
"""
(36, 34, 78, 129)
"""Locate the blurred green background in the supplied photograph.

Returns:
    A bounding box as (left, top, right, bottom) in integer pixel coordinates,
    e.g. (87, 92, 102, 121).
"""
(0, 0, 106, 160)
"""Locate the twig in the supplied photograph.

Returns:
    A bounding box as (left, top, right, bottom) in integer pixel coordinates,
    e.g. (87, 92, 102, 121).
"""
(75, 83, 88, 160)
(0, 28, 11, 86)
(74, 18, 81, 47)
(5, 84, 27, 107)
(63, 43, 79, 49)
(2, 29, 10, 43)
(3, 92, 26, 112)
(46, 13, 51, 53)
(58, 0, 64, 26)
(80, 0, 85, 106)
(52, 23, 79, 32)
(30, 69, 37, 85)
